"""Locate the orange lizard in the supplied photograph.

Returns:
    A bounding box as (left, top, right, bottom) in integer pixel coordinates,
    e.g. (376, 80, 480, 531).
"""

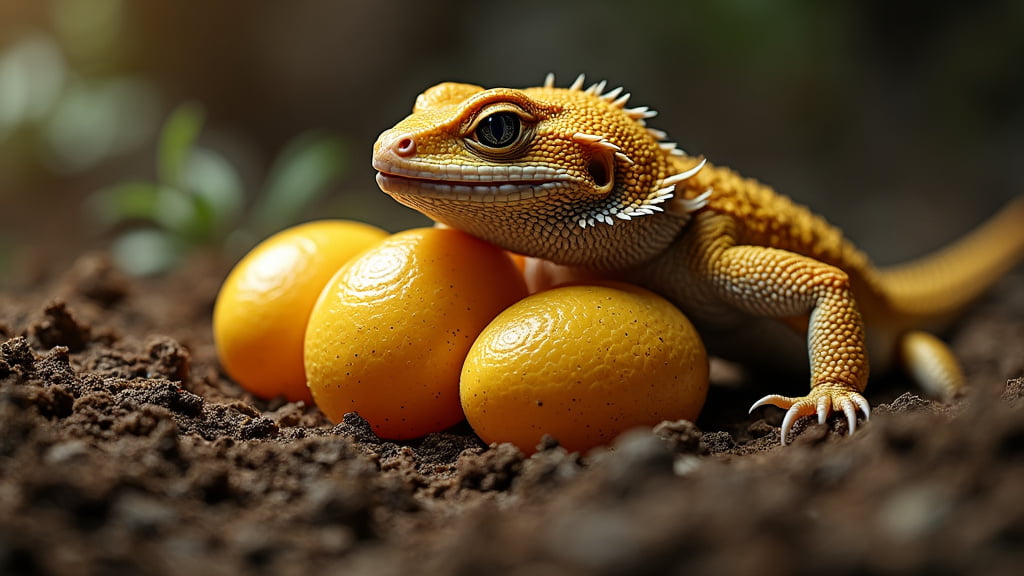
(372, 74, 1024, 444)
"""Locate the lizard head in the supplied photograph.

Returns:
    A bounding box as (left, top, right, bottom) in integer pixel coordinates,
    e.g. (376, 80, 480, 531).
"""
(373, 74, 709, 270)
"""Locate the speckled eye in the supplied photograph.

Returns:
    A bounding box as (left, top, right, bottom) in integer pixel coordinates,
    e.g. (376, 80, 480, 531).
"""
(474, 112, 521, 148)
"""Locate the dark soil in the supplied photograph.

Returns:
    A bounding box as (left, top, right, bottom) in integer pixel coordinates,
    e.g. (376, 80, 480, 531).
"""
(1, 252, 1022, 576)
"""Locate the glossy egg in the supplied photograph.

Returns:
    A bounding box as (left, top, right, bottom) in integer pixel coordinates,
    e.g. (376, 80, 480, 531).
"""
(213, 220, 388, 402)
(460, 282, 708, 454)
(304, 227, 528, 439)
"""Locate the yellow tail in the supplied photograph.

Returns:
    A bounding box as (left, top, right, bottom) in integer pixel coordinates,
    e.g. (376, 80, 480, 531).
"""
(877, 197, 1024, 327)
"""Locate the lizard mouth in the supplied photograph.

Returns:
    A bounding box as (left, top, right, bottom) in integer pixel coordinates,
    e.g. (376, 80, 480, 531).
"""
(373, 159, 570, 203)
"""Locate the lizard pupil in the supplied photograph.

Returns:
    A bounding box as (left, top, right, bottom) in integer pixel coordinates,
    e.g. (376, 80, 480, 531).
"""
(475, 112, 520, 148)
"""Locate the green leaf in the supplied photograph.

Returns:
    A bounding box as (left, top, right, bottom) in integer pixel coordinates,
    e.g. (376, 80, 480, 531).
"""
(0, 34, 66, 139)
(179, 147, 244, 238)
(88, 181, 204, 242)
(43, 78, 160, 173)
(110, 228, 182, 277)
(252, 131, 347, 235)
(158, 102, 205, 187)
(151, 185, 200, 237)
(88, 181, 163, 228)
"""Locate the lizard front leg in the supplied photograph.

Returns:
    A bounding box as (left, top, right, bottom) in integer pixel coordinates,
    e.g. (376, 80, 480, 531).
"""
(690, 233, 871, 443)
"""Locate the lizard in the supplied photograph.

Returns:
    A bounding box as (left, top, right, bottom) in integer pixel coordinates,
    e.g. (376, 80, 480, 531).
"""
(371, 73, 1024, 444)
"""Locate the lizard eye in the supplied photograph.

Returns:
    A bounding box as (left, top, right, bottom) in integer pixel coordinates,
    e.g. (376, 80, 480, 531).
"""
(474, 112, 521, 148)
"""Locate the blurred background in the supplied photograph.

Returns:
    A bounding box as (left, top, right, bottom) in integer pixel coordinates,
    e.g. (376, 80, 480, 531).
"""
(1, 0, 1022, 287)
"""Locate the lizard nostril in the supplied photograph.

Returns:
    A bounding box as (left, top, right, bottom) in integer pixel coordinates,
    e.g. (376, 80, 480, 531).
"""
(395, 137, 416, 157)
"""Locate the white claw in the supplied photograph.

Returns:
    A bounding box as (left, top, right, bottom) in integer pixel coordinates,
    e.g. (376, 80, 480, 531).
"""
(749, 394, 786, 413)
(543, 72, 555, 88)
(843, 400, 859, 436)
(854, 395, 871, 419)
(781, 408, 802, 445)
(569, 73, 586, 91)
(816, 396, 829, 424)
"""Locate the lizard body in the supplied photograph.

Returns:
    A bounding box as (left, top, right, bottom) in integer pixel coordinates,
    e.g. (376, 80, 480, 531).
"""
(372, 74, 1024, 443)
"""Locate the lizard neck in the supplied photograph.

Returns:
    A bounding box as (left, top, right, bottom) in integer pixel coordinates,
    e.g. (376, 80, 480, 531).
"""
(391, 188, 689, 271)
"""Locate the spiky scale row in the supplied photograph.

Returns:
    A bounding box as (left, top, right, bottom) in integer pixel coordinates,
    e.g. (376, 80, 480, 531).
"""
(557, 73, 636, 108)
(602, 86, 624, 101)
(657, 157, 708, 190)
(552, 73, 707, 229)
(584, 80, 607, 95)
(550, 73, 675, 151)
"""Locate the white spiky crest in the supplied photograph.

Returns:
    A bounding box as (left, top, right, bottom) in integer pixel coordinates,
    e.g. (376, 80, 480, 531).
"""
(547, 73, 689, 159)
(544, 73, 710, 229)
(571, 132, 635, 165)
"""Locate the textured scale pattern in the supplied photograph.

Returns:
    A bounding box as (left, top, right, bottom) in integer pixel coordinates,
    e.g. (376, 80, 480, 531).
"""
(373, 74, 1024, 444)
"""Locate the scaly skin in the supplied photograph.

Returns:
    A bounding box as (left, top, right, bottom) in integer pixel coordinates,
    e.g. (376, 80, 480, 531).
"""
(372, 74, 1024, 444)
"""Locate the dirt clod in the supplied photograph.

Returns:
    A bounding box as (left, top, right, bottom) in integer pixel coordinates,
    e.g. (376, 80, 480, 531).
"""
(31, 300, 91, 352)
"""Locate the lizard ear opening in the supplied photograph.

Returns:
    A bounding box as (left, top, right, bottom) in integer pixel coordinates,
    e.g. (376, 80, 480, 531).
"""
(588, 149, 615, 195)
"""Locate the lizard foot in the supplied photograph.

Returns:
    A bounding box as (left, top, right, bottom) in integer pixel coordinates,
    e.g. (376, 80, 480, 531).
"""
(749, 383, 870, 445)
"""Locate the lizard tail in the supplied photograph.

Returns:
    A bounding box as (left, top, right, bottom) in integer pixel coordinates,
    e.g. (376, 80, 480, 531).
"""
(876, 196, 1024, 326)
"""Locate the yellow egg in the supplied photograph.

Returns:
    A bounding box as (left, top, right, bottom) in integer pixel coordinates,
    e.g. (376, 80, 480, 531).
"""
(213, 220, 388, 402)
(461, 282, 708, 454)
(304, 227, 528, 440)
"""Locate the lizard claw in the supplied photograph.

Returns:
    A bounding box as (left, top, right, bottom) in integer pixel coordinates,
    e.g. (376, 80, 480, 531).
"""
(749, 383, 870, 444)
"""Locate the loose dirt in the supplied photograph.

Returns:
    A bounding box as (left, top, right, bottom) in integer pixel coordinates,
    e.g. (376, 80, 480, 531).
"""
(1, 252, 1021, 576)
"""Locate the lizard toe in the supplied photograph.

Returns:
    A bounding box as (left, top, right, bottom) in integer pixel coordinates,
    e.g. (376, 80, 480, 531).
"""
(780, 402, 819, 444)
(816, 395, 830, 424)
(853, 394, 871, 420)
(749, 394, 797, 413)
(840, 397, 858, 435)
(749, 394, 818, 444)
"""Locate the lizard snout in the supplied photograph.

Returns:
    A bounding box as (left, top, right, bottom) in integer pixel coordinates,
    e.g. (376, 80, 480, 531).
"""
(376, 129, 417, 159)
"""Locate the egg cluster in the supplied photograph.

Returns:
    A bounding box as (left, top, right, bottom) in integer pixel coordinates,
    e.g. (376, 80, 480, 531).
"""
(214, 222, 708, 453)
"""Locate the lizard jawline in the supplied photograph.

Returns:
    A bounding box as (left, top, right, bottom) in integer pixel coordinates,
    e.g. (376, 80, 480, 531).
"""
(376, 172, 565, 203)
